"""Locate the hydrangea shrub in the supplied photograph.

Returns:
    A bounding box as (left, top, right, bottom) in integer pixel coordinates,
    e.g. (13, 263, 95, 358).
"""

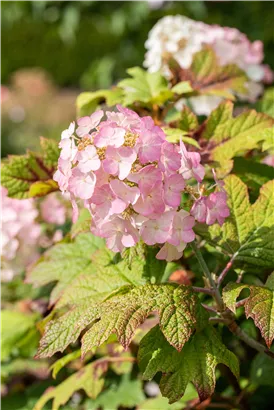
(1, 15, 274, 410)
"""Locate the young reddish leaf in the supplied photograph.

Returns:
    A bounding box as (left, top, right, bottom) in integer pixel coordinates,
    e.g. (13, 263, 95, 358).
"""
(170, 47, 247, 99)
(223, 273, 274, 348)
(138, 325, 239, 404)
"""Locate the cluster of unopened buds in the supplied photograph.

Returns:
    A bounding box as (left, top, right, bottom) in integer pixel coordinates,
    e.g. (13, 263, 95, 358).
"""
(54, 105, 229, 261)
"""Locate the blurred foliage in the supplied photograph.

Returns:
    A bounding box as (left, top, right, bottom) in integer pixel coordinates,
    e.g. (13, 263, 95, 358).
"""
(2, 1, 274, 90)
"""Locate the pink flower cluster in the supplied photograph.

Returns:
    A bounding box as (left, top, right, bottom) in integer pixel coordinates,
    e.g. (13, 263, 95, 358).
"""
(1, 187, 41, 281)
(40, 193, 67, 225)
(54, 106, 229, 261)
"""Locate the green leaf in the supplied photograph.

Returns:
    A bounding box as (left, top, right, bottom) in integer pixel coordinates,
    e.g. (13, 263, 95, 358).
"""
(223, 273, 274, 348)
(209, 107, 274, 171)
(50, 349, 81, 379)
(81, 283, 207, 356)
(255, 87, 274, 118)
(207, 176, 274, 267)
(26, 233, 106, 306)
(36, 302, 98, 358)
(163, 127, 200, 148)
(1, 311, 39, 361)
(179, 106, 199, 132)
(70, 208, 92, 238)
(1, 358, 48, 383)
(232, 157, 274, 196)
(202, 100, 234, 140)
(251, 351, 274, 387)
(261, 127, 274, 152)
(118, 67, 173, 106)
(171, 81, 193, 95)
(1, 137, 59, 199)
(34, 360, 108, 410)
(138, 325, 239, 403)
(137, 384, 198, 410)
(76, 88, 124, 117)
(87, 375, 146, 410)
(29, 179, 59, 197)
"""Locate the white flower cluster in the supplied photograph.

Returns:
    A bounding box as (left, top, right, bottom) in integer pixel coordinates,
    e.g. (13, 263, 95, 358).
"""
(144, 15, 273, 114)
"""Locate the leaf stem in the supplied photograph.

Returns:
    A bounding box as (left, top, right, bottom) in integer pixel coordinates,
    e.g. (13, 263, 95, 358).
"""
(228, 321, 274, 359)
(235, 298, 248, 308)
(192, 286, 214, 295)
(217, 256, 235, 287)
(191, 242, 224, 310)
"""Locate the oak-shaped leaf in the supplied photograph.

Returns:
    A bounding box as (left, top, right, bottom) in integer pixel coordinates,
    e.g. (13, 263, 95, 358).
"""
(34, 359, 108, 410)
(170, 47, 247, 99)
(26, 233, 106, 306)
(1, 137, 59, 199)
(223, 273, 274, 348)
(81, 283, 207, 356)
(138, 325, 239, 404)
(203, 176, 274, 268)
(118, 67, 173, 106)
(27, 234, 158, 308)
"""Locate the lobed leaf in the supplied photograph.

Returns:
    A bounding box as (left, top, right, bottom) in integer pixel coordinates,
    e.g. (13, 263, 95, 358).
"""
(206, 176, 274, 267)
(81, 283, 207, 355)
(1, 137, 59, 199)
(118, 67, 173, 106)
(27, 233, 106, 306)
(223, 273, 274, 348)
(138, 325, 239, 403)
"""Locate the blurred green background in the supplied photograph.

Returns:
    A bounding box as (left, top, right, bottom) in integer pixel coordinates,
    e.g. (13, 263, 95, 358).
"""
(2, 0, 274, 157)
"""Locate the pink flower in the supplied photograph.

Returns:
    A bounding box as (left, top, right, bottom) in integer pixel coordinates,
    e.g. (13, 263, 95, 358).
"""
(61, 122, 75, 140)
(262, 65, 274, 84)
(103, 146, 137, 180)
(90, 184, 127, 217)
(191, 197, 208, 223)
(41, 193, 66, 225)
(76, 110, 104, 137)
(54, 106, 228, 260)
(136, 120, 166, 164)
(94, 124, 126, 148)
(128, 165, 162, 195)
(106, 105, 141, 131)
(179, 141, 205, 182)
(191, 191, 230, 226)
(110, 179, 140, 207)
(99, 216, 139, 252)
(53, 158, 72, 193)
(168, 210, 195, 246)
(133, 180, 165, 216)
(205, 192, 230, 226)
(164, 174, 185, 207)
(77, 145, 101, 173)
(262, 155, 274, 167)
(141, 211, 174, 245)
(59, 138, 77, 161)
(68, 168, 96, 200)
(159, 141, 181, 174)
(156, 242, 186, 262)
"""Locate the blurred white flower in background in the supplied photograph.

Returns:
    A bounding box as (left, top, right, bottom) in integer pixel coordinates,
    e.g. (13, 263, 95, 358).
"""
(144, 15, 273, 114)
